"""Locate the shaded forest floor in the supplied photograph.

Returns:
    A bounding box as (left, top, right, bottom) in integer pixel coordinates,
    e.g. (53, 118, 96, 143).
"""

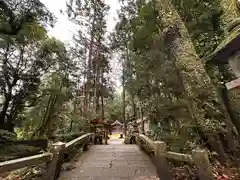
(171, 161, 240, 180)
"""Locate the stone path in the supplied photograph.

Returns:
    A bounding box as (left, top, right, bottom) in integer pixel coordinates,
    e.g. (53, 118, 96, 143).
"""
(108, 134, 124, 145)
(60, 139, 159, 180)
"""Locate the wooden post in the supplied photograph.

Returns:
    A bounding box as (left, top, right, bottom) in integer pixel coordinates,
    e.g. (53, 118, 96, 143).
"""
(208, 136, 227, 163)
(43, 142, 66, 180)
(192, 148, 214, 180)
(136, 137, 144, 150)
(120, 133, 123, 138)
(104, 131, 108, 145)
(130, 135, 136, 144)
(154, 141, 172, 180)
(92, 134, 95, 145)
(83, 138, 89, 151)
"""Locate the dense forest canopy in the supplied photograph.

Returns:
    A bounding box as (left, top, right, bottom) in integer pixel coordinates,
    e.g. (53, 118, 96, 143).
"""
(111, 0, 240, 158)
(1, 1, 240, 177)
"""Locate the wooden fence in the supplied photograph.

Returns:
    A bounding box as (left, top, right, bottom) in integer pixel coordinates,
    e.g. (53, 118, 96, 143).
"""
(0, 133, 94, 180)
(132, 133, 215, 180)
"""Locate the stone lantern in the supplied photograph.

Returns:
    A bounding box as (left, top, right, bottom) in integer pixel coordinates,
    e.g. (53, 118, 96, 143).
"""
(206, 18, 240, 90)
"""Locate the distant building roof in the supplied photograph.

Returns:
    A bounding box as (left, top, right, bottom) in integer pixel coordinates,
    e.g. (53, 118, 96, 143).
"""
(111, 120, 123, 126)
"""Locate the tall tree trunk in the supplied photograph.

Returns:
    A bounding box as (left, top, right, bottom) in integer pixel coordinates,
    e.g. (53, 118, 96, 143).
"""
(45, 94, 59, 137)
(70, 96, 77, 132)
(101, 70, 104, 120)
(85, 3, 97, 125)
(94, 61, 100, 115)
(35, 83, 62, 137)
(131, 94, 137, 119)
(140, 105, 144, 134)
(156, 1, 234, 154)
(122, 63, 126, 136)
(0, 45, 17, 131)
(85, 41, 93, 123)
(82, 59, 87, 120)
(101, 93, 104, 120)
(32, 94, 53, 137)
(0, 93, 11, 130)
(220, 0, 239, 27)
(69, 117, 74, 132)
(169, 0, 239, 152)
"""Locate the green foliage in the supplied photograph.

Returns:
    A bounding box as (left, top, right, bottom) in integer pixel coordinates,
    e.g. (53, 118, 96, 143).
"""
(67, 0, 112, 122)
(0, 130, 17, 141)
(0, 31, 69, 131)
(0, 0, 55, 36)
(1, 0, 239, 162)
(171, 0, 224, 58)
(105, 93, 124, 122)
(111, 0, 240, 156)
(21, 72, 73, 138)
(0, 0, 75, 137)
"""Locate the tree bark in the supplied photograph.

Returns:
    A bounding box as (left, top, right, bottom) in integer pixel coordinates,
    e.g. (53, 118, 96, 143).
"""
(220, 0, 239, 27)
(156, 0, 236, 149)
(0, 93, 11, 130)
(101, 70, 104, 120)
(122, 63, 126, 136)
(131, 94, 137, 119)
(85, 3, 97, 124)
(70, 96, 77, 132)
(140, 106, 144, 134)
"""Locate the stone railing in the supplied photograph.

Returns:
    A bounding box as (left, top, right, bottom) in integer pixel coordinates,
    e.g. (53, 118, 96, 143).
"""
(132, 133, 214, 180)
(0, 133, 94, 180)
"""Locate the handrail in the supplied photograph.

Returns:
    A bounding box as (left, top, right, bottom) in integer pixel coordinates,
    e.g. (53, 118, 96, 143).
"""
(134, 133, 194, 163)
(65, 133, 93, 150)
(0, 153, 52, 173)
(138, 134, 156, 151)
(166, 151, 193, 164)
(0, 133, 93, 180)
(133, 133, 214, 180)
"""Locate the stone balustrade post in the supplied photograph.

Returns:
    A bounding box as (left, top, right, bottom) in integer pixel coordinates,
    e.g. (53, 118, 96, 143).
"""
(104, 131, 108, 145)
(83, 138, 89, 151)
(91, 134, 96, 145)
(192, 148, 214, 180)
(154, 141, 172, 180)
(43, 142, 66, 180)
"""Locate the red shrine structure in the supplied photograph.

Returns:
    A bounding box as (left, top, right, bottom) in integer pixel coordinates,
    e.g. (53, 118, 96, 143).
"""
(110, 120, 123, 134)
(90, 118, 110, 144)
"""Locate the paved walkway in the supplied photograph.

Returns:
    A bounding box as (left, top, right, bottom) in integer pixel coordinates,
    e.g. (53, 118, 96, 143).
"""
(108, 133, 124, 145)
(60, 139, 159, 180)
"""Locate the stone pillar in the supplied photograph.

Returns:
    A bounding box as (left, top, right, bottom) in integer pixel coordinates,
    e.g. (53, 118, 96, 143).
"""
(154, 141, 172, 180)
(43, 142, 66, 180)
(192, 148, 214, 180)
(104, 131, 108, 145)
